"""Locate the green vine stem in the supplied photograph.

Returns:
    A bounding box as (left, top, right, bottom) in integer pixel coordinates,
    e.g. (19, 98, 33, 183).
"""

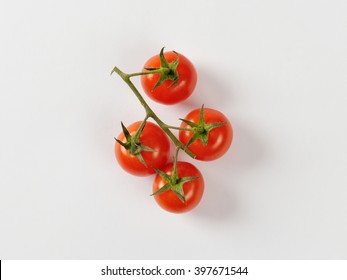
(111, 66, 196, 159)
(171, 146, 181, 182)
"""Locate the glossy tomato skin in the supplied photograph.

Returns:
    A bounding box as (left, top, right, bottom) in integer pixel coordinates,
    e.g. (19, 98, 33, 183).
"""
(115, 121, 170, 176)
(153, 162, 204, 213)
(141, 51, 197, 105)
(179, 108, 233, 161)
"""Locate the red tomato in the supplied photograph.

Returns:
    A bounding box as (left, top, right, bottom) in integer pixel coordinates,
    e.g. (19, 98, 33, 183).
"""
(179, 108, 233, 161)
(141, 51, 197, 105)
(152, 162, 204, 213)
(115, 121, 170, 176)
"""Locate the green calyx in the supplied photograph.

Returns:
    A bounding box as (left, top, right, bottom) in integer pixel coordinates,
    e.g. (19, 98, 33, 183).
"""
(180, 104, 227, 147)
(115, 121, 155, 167)
(152, 168, 198, 203)
(145, 47, 180, 91)
(151, 148, 198, 203)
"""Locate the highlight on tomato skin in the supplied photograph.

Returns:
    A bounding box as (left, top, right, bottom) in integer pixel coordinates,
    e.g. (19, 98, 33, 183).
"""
(152, 161, 204, 214)
(141, 51, 197, 105)
(114, 121, 170, 176)
(179, 108, 233, 161)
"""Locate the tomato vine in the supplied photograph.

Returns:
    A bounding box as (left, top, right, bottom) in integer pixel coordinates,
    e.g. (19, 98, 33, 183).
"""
(111, 65, 196, 159)
(111, 47, 232, 213)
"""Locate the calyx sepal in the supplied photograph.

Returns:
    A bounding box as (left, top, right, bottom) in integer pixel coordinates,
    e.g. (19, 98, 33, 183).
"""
(151, 149, 198, 203)
(145, 47, 180, 91)
(115, 121, 156, 167)
(180, 104, 227, 147)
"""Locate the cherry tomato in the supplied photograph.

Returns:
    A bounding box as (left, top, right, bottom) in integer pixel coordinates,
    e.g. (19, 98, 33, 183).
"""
(115, 121, 170, 176)
(179, 108, 233, 161)
(141, 51, 197, 105)
(152, 162, 204, 213)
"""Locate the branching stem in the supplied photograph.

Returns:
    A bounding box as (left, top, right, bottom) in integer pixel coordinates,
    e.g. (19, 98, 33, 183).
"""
(111, 66, 195, 159)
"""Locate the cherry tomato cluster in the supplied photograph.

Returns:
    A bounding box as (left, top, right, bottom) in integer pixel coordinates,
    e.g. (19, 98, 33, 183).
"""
(112, 48, 233, 214)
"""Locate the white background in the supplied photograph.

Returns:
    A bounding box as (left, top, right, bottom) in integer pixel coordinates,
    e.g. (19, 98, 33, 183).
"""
(0, 0, 346, 259)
